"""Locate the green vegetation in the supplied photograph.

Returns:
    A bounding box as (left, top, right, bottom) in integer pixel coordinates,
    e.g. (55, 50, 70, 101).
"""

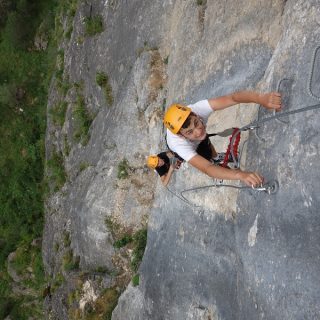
(131, 229, 147, 272)
(83, 287, 120, 320)
(79, 161, 90, 172)
(132, 274, 140, 286)
(84, 15, 104, 36)
(105, 216, 121, 237)
(63, 134, 71, 156)
(54, 50, 72, 96)
(196, 0, 207, 5)
(96, 71, 114, 106)
(51, 272, 65, 293)
(63, 249, 80, 271)
(73, 94, 94, 145)
(0, 0, 80, 317)
(49, 101, 68, 126)
(63, 231, 71, 247)
(117, 158, 130, 179)
(114, 234, 133, 248)
(94, 266, 110, 274)
(54, 0, 78, 42)
(54, 242, 60, 252)
(106, 216, 148, 272)
(47, 150, 67, 191)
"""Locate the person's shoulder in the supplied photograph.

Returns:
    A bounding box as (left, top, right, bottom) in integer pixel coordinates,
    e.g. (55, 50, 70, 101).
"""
(189, 99, 211, 111)
(166, 128, 184, 143)
(188, 99, 212, 119)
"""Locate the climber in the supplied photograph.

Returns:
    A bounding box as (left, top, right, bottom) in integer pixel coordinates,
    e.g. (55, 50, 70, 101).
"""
(147, 151, 182, 186)
(164, 91, 282, 187)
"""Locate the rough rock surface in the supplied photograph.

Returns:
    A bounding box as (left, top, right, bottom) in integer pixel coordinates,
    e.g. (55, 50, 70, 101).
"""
(43, 0, 320, 319)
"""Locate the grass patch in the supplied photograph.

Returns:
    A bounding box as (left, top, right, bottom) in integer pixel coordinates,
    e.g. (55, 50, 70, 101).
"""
(63, 134, 71, 156)
(54, 242, 60, 252)
(84, 15, 104, 36)
(83, 287, 120, 320)
(96, 71, 113, 106)
(73, 94, 94, 145)
(51, 272, 65, 293)
(105, 216, 122, 239)
(47, 151, 67, 191)
(132, 274, 139, 286)
(79, 161, 90, 172)
(131, 229, 147, 272)
(196, 0, 207, 5)
(49, 101, 68, 126)
(10, 243, 45, 291)
(63, 231, 71, 247)
(93, 266, 109, 273)
(114, 234, 133, 249)
(63, 249, 80, 271)
(117, 158, 130, 179)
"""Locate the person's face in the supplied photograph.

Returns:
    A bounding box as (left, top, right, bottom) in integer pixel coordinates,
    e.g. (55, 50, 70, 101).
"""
(179, 115, 206, 141)
(157, 158, 165, 167)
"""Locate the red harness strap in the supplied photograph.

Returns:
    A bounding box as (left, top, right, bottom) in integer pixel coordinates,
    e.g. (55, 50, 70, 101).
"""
(221, 128, 241, 167)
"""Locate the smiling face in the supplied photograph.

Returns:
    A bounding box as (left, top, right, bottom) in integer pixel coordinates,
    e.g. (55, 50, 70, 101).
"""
(179, 114, 207, 141)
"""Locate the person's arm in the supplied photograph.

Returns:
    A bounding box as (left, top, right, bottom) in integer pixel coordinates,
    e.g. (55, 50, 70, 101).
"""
(160, 165, 175, 187)
(188, 154, 263, 187)
(208, 91, 282, 111)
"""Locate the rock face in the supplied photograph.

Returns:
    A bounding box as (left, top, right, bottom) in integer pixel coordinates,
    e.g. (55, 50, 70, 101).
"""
(43, 0, 320, 319)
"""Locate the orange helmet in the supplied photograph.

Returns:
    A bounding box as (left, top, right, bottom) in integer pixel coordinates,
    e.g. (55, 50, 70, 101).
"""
(163, 104, 191, 134)
(147, 155, 159, 169)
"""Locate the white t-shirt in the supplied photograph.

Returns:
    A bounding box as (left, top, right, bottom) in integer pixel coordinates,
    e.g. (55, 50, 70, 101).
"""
(166, 99, 213, 162)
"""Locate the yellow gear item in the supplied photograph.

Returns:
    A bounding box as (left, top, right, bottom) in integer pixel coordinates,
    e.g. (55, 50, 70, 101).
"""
(147, 155, 159, 169)
(163, 104, 191, 134)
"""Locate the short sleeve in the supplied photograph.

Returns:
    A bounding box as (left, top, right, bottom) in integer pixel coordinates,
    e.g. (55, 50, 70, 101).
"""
(189, 100, 212, 123)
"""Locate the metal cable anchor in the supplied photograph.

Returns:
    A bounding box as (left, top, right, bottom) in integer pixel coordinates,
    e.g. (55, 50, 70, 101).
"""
(252, 180, 279, 194)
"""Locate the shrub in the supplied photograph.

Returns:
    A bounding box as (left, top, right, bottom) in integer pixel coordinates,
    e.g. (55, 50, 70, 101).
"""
(196, 0, 207, 5)
(117, 158, 130, 179)
(131, 229, 147, 272)
(84, 15, 104, 36)
(114, 234, 133, 248)
(85, 287, 120, 320)
(51, 272, 65, 292)
(47, 151, 66, 190)
(105, 216, 121, 238)
(73, 94, 93, 145)
(96, 71, 113, 106)
(63, 231, 71, 247)
(49, 101, 68, 126)
(63, 249, 80, 271)
(132, 274, 139, 286)
(79, 161, 89, 172)
(63, 134, 70, 156)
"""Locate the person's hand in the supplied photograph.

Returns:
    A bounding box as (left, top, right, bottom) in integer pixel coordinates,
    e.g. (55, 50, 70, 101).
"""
(259, 92, 282, 111)
(236, 170, 264, 187)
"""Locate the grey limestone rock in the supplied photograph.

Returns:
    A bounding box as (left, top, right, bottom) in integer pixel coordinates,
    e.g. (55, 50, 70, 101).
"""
(43, 0, 320, 319)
